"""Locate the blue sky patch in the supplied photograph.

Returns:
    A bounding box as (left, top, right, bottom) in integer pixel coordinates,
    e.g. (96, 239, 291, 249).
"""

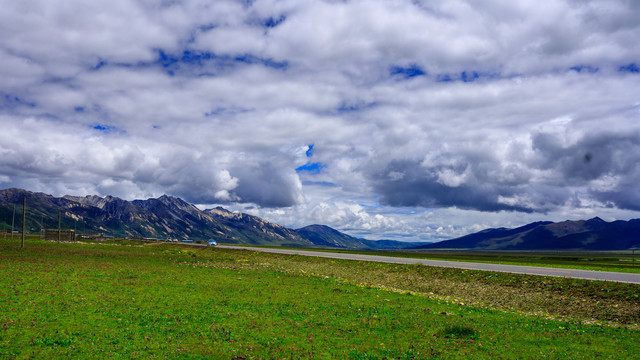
(204, 107, 252, 117)
(390, 64, 426, 79)
(296, 162, 326, 174)
(619, 63, 639, 73)
(461, 71, 480, 82)
(431, 71, 497, 83)
(337, 101, 378, 113)
(381, 208, 419, 215)
(94, 60, 107, 70)
(302, 180, 336, 187)
(74, 106, 85, 112)
(234, 54, 288, 69)
(570, 65, 599, 73)
(436, 74, 453, 82)
(1, 93, 36, 109)
(204, 108, 223, 117)
(263, 15, 286, 28)
(157, 50, 180, 67)
(199, 24, 216, 32)
(152, 49, 288, 75)
(181, 50, 215, 65)
(306, 144, 315, 157)
(93, 124, 114, 132)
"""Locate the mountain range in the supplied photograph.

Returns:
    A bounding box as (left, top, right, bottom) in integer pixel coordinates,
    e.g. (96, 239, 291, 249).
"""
(2, 188, 638, 251)
(413, 217, 640, 251)
(0, 188, 423, 250)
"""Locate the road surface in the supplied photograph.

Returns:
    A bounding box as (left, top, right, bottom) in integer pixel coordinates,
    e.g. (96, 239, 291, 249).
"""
(218, 245, 640, 284)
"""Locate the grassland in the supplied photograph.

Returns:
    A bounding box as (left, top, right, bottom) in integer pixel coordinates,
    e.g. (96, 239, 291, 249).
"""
(1, 237, 639, 359)
(238, 245, 640, 274)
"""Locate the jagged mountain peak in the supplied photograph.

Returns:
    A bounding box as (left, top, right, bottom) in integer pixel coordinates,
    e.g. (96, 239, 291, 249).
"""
(298, 224, 342, 234)
(20, 187, 635, 251)
(586, 216, 606, 225)
(0, 188, 314, 245)
(64, 194, 127, 206)
(205, 207, 236, 218)
(206, 207, 286, 230)
(157, 194, 180, 202)
(154, 194, 197, 210)
(0, 188, 51, 202)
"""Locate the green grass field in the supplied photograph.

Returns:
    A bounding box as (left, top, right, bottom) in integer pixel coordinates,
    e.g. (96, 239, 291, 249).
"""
(1, 237, 639, 359)
(235, 245, 640, 274)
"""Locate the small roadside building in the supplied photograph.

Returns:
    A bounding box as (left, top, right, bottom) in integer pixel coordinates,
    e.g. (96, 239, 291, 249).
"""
(44, 229, 76, 241)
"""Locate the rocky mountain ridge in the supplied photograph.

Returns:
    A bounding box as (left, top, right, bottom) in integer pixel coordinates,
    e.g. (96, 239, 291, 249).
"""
(0, 188, 419, 249)
(5, 188, 636, 251)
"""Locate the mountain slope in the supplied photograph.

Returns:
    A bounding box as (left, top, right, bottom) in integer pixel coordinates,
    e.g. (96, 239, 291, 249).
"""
(295, 224, 430, 250)
(0, 188, 313, 246)
(205, 207, 314, 247)
(12, 188, 637, 251)
(416, 218, 640, 251)
(3, 188, 409, 249)
(296, 224, 370, 249)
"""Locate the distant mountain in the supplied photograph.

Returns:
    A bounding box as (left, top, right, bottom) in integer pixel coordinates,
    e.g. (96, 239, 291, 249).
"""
(296, 224, 369, 249)
(5, 188, 637, 251)
(295, 224, 429, 250)
(205, 207, 314, 247)
(359, 238, 433, 250)
(0, 188, 423, 250)
(414, 217, 640, 251)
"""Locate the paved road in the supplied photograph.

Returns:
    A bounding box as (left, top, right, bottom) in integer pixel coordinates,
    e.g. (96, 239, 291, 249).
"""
(218, 245, 640, 284)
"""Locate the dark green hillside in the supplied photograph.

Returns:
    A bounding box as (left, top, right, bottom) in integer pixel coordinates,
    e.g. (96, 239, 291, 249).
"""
(295, 225, 430, 250)
(296, 224, 369, 248)
(418, 217, 640, 251)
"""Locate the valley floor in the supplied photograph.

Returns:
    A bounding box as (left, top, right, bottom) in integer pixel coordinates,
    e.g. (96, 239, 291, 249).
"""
(219, 245, 640, 284)
(1, 237, 638, 359)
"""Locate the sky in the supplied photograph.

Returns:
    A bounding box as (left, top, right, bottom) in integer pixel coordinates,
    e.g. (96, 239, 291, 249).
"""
(1, 0, 639, 242)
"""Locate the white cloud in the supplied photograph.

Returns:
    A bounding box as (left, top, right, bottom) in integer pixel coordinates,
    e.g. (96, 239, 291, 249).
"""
(1, 0, 639, 241)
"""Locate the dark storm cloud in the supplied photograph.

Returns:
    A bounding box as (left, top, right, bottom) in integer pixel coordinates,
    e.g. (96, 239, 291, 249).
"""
(368, 130, 640, 213)
(367, 154, 572, 214)
(230, 162, 303, 208)
(370, 159, 532, 212)
(532, 131, 640, 211)
(532, 131, 640, 183)
(591, 181, 640, 211)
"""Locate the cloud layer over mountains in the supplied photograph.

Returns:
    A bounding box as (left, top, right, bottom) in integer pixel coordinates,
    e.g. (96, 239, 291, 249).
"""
(1, 0, 639, 240)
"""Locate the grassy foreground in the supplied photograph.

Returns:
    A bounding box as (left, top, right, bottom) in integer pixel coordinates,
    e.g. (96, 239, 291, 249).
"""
(0, 238, 639, 359)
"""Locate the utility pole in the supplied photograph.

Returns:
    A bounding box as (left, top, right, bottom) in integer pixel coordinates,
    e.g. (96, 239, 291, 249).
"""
(21, 196, 25, 249)
(58, 210, 61, 242)
(11, 204, 15, 241)
(40, 214, 44, 240)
